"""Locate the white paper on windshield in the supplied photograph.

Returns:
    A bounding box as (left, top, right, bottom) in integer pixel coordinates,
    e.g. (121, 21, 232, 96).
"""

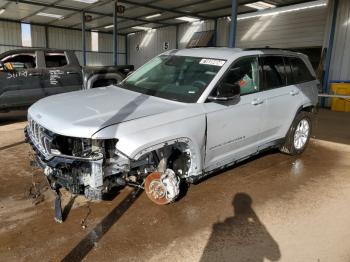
(199, 59, 226, 67)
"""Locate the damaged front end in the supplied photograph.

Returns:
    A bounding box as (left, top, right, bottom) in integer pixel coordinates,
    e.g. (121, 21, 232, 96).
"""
(25, 117, 191, 201)
(25, 117, 137, 201)
(25, 116, 197, 222)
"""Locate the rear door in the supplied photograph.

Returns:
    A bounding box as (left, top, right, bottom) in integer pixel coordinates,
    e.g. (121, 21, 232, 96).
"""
(42, 51, 83, 96)
(0, 51, 44, 109)
(289, 56, 318, 105)
(258, 56, 304, 148)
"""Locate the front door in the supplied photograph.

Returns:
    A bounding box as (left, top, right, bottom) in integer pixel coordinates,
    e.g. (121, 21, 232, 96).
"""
(204, 56, 265, 171)
(0, 52, 43, 110)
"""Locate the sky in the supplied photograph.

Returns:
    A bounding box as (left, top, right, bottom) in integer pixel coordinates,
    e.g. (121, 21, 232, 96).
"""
(21, 23, 32, 47)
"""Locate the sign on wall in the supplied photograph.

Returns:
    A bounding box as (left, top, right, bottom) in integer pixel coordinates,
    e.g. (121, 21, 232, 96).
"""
(163, 41, 169, 50)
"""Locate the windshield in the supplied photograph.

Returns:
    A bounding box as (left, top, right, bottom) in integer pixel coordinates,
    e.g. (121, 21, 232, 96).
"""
(119, 55, 226, 103)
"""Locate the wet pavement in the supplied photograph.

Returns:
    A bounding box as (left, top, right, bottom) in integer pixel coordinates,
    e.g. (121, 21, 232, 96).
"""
(0, 109, 349, 262)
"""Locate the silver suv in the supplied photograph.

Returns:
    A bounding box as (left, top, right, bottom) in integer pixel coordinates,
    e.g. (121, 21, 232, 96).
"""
(26, 48, 318, 206)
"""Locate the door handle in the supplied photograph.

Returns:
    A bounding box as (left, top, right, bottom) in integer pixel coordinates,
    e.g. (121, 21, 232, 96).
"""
(251, 98, 264, 105)
(29, 72, 42, 76)
(66, 71, 78, 75)
(290, 90, 300, 96)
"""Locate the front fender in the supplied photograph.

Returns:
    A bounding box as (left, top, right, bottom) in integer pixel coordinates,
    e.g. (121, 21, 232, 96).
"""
(92, 113, 207, 174)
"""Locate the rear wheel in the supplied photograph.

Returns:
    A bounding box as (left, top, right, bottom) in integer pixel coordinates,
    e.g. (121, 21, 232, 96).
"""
(280, 111, 312, 155)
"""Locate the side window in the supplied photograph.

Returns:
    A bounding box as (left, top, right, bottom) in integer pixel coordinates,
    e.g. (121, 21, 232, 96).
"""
(289, 57, 315, 83)
(284, 57, 294, 85)
(262, 56, 286, 90)
(1, 53, 36, 70)
(45, 53, 68, 68)
(219, 56, 260, 96)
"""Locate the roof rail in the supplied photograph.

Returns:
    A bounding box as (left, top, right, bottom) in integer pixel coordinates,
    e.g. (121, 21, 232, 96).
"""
(243, 47, 291, 51)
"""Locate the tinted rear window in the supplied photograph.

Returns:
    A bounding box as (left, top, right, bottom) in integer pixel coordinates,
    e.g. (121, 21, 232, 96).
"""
(45, 53, 67, 68)
(289, 57, 315, 84)
(262, 56, 286, 90)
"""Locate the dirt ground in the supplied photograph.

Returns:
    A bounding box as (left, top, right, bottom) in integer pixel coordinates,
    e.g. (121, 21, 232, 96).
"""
(0, 109, 349, 262)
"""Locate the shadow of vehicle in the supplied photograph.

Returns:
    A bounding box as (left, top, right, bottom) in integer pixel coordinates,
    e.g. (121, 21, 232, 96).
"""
(0, 109, 28, 125)
(61, 188, 142, 262)
(62, 195, 77, 222)
(200, 193, 281, 262)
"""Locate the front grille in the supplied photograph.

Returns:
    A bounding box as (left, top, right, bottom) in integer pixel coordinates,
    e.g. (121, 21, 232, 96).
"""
(28, 117, 53, 158)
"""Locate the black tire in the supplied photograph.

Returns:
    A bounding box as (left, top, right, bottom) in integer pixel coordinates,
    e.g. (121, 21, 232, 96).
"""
(280, 111, 312, 155)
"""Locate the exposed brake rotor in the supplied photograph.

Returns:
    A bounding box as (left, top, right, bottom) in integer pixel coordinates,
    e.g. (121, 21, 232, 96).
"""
(144, 169, 180, 205)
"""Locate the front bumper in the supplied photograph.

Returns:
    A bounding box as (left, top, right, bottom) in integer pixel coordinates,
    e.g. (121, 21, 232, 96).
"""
(25, 126, 105, 198)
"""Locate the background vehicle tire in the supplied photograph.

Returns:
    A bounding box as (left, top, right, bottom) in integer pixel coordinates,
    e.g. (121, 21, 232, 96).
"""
(280, 111, 312, 155)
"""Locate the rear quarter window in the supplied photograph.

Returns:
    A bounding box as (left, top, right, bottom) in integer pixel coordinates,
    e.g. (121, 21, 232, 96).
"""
(289, 57, 315, 84)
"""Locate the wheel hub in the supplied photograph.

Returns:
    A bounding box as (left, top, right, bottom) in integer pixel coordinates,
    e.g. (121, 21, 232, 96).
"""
(294, 119, 310, 150)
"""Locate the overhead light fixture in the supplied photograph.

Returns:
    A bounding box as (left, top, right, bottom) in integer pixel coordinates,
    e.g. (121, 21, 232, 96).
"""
(176, 16, 199, 22)
(132, 26, 153, 31)
(0, 9, 5, 15)
(128, 32, 136, 36)
(237, 0, 326, 20)
(104, 24, 113, 29)
(145, 13, 161, 19)
(37, 12, 64, 19)
(72, 0, 99, 3)
(245, 1, 276, 10)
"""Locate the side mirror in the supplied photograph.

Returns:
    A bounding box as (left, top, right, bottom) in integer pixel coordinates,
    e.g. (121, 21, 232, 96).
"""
(208, 82, 240, 102)
(126, 71, 134, 78)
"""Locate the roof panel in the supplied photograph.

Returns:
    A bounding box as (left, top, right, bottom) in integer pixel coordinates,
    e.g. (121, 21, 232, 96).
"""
(178, 0, 229, 13)
(152, 0, 206, 9)
(200, 7, 232, 18)
(29, 0, 59, 4)
(0, 2, 43, 21)
(0, 0, 327, 32)
(90, 2, 133, 14)
(82, 16, 114, 29)
(58, 0, 99, 9)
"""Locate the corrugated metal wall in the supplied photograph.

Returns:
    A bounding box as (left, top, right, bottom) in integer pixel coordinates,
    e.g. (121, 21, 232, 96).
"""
(0, 20, 126, 66)
(329, 0, 350, 81)
(0, 21, 21, 53)
(128, 26, 176, 69)
(177, 20, 215, 49)
(31, 25, 46, 48)
(128, 6, 328, 68)
(48, 27, 126, 65)
(217, 6, 327, 48)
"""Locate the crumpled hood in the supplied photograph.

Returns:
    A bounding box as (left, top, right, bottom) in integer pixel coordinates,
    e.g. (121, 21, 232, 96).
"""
(28, 86, 185, 138)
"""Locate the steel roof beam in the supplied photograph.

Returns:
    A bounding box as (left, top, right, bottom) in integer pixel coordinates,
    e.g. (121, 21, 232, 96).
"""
(70, 0, 209, 30)
(90, 0, 214, 31)
(46, 0, 116, 26)
(20, 0, 64, 21)
(118, 0, 210, 20)
(5, 0, 170, 26)
(0, 17, 126, 36)
(58, 0, 162, 28)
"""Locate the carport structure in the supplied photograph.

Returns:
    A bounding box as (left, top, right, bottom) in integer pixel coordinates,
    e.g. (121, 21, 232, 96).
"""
(0, 0, 347, 98)
(1, 1, 350, 261)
